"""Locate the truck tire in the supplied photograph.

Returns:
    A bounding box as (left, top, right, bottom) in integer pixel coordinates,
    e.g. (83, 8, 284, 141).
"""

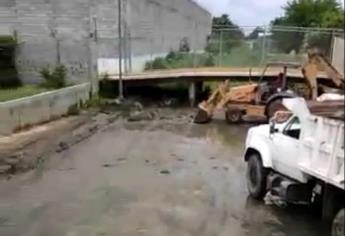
(246, 153, 268, 199)
(332, 209, 344, 236)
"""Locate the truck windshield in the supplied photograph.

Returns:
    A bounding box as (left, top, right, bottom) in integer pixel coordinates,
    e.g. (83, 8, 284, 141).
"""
(283, 117, 301, 139)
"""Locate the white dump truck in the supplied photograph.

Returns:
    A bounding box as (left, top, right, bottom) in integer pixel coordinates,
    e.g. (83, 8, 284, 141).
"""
(244, 97, 344, 235)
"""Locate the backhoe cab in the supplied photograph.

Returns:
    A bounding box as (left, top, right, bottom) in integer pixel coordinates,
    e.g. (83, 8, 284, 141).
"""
(194, 63, 298, 124)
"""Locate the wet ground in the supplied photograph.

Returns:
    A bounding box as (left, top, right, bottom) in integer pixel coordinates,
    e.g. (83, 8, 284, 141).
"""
(0, 109, 326, 236)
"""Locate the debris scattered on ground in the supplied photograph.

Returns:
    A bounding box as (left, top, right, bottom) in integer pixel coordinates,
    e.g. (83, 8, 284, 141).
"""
(177, 158, 184, 162)
(128, 111, 156, 122)
(160, 169, 171, 175)
(209, 157, 216, 160)
(4, 156, 20, 165)
(117, 158, 127, 162)
(102, 164, 116, 168)
(0, 165, 12, 174)
(223, 164, 230, 171)
(264, 192, 288, 208)
(56, 142, 69, 153)
(57, 167, 76, 171)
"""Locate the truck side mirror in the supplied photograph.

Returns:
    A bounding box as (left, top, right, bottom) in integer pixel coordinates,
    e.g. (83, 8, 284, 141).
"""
(270, 120, 278, 134)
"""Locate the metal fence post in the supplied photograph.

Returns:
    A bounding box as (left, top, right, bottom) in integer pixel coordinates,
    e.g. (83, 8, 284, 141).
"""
(261, 25, 267, 65)
(218, 30, 223, 66)
(193, 22, 197, 68)
(117, 0, 124, 100)
(150, 31, 153, 70)
(56, 38, 61, 65)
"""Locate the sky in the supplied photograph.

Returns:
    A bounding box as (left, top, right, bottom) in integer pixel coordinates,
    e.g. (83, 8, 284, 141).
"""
(194, 0, 345, 27)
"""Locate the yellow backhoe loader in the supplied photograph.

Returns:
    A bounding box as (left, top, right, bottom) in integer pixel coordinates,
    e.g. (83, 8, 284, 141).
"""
(194, 50, 344, 124)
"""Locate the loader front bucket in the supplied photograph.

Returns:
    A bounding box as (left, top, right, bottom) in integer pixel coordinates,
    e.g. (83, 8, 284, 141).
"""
(193, 108, 212, 124)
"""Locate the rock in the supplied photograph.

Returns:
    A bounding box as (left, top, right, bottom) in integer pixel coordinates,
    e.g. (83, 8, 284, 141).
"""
(128, 111, 155, 122)
(161, 98, 178, 107)
(133, 102, 144, 111)
(0, 165, 11, 174)
(117, 157, 127, 162)
(212, 166, 218, 170)
(4, 157, 20, 165)
(56, 142, 69, 153)
(102, 164, 115, 168)
(223, 164, 230, 171)
(88, 125, 98, 133)
(145, 160, 150, 164)
(209, 157, 216, 160)
(160, 169, 171, 175)
(177, 158, 184, 162)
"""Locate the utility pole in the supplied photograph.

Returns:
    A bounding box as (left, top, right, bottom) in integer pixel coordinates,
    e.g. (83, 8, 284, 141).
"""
(118, 0, 124, 100)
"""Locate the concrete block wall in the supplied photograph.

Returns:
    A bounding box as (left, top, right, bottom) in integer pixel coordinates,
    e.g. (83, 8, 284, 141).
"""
(125, 0, 212, 72)
(0, 83, 91, 135)
(0, 0, 212, 81)
(127, 0, 211, 55)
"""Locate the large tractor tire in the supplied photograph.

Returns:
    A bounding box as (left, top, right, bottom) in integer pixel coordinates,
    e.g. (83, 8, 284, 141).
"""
(246, 153, 268, 200)
(265, 93, 295, 120)
(266, 98, 286, 119)
(225, 108, 244, 124)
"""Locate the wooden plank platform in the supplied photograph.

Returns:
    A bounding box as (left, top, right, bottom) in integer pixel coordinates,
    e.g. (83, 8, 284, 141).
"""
(106, 67, 330, 82)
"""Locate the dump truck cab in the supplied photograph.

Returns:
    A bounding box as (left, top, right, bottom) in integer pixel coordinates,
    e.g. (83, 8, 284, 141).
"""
(244, 97, 344, 235)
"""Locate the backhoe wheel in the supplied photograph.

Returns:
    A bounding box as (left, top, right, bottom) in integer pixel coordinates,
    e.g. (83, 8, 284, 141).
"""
(266, 99, 286, 120)
(246, 153, 268, 200)
(332, 209, 344, 236)
(225, 109, 243, 124)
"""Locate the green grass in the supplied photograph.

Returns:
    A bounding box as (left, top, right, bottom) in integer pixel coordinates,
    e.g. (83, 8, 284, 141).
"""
(0, 85, 49, 102)
(217, 45, 262, 67)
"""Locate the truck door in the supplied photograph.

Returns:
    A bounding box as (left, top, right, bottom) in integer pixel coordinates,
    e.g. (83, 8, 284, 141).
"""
(271, 116, 304, 181)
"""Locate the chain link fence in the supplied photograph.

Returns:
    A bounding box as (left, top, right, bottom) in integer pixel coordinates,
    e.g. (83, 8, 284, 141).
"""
(140, 25, 344, 72)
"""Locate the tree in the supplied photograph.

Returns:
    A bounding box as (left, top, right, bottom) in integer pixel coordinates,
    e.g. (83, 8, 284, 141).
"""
(271, 0, 344, 53)
(205, 14, 245, 54)
(246, 27, 264, 40)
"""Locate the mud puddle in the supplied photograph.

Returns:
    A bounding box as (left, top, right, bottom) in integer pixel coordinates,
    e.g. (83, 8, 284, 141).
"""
(0, 107, 327, 236)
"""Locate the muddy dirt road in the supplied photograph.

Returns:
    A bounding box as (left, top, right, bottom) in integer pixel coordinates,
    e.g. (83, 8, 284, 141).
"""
(0, 109, 326, 236)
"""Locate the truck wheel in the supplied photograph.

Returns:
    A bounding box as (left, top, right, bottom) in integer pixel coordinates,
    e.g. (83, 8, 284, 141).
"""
(225, 109, 243, 124)
(332, 209, 344, 236)
(246, 153, 267, 199)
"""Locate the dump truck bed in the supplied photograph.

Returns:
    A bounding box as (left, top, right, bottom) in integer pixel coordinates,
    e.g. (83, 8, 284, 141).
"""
(283, 98, 344, 189)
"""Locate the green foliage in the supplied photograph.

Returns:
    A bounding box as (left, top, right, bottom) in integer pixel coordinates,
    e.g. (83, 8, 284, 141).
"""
(205, 14, 245, 54)
(283, 0, 343, 27)
(0, 36, 16, 45)
(271, 0, 344, 53)
(179, 37, 190, 52)
(82, 95, 107, 109)
(40, 65, 67, 89)
(145, 57, 168, 70)
(246, 27, 264, 40)
(144, 51, 215, 70)
(218, 45, 261, 67)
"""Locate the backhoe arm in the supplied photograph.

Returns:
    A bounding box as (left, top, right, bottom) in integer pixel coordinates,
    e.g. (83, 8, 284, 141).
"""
(303, 49, 344, 100)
